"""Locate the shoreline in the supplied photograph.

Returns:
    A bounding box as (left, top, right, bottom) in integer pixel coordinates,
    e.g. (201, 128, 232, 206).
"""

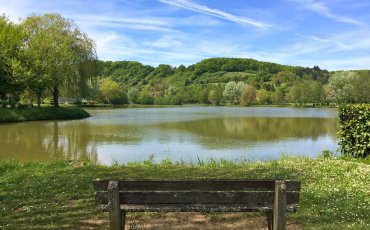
(0, 107, 90, 123)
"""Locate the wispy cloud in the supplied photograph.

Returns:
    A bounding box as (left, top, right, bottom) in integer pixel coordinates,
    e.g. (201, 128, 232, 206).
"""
(158, 0, 271, 29)
(290, 0, 366, 26)
(69, 14, 176, 32)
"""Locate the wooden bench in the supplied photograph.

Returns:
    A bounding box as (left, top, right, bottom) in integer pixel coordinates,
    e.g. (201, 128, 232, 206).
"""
(94, 179, 301, 230)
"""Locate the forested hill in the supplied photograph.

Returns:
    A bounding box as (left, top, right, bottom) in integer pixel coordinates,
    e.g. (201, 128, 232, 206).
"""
(97, 57, 329, 89)
(93, 57, 370, 106)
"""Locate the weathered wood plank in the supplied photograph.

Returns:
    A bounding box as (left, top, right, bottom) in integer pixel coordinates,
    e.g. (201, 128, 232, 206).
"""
(273, 181, 287, 230)
(108, 181, 122, 230)
(120, 204, 272, 212)
(95, 191, 299, 205)
(96, 203, 299, 212)
(93, 179, 301, 192)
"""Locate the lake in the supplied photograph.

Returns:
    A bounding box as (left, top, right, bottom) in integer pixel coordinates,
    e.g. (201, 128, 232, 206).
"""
(0, 106, 340, 165)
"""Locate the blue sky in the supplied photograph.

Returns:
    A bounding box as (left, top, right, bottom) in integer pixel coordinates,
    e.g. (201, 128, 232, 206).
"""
(1, 0, 370, 70)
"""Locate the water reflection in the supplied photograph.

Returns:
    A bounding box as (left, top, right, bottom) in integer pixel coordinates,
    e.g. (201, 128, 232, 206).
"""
(0, 107, 339, 164)
(156, 117, 338, 148)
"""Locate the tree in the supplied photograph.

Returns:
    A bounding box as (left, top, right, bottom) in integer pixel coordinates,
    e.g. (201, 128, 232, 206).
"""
(128, 87, 140, 104)
(139, 89, 154, 104)
(208, 84, 224, 105)
(257, 89, 271, 104)
(272, 71, 296, 86)
(326, 71, 356, 104)
(0, 16, 25, 103)
(0, 54, 12, 99)
(240, 85, 256, 106)
(271, 88, 285, 105)
(351, 71, 370, 103)
(201, 86, 210, 104)
(99, 78, 119, 104)
(223, 81, 245, 104)
(21, 13, 97, 107)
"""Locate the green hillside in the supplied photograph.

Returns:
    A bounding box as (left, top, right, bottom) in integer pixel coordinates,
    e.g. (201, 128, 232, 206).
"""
(91, 57, 368, 106)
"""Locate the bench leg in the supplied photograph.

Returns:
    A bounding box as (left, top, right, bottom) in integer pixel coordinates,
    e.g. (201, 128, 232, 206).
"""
(122, 211, 126, 229)
(108, 181, 122, 230)
(265, 210, 273, 230)
(273, 181, 287, 230)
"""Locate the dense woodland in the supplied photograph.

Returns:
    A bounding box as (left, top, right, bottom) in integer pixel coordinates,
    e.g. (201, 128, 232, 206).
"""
(1, 14, 370, 108)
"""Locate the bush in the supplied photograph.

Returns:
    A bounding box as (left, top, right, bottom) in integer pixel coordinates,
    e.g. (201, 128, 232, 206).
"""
(339, 104, 370, 158)
(111, 91, 128, 105)
(139, 92, 154, 105)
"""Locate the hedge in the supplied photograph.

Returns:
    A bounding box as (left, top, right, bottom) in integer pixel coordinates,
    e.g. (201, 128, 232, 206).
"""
(339, 104, 370, 158)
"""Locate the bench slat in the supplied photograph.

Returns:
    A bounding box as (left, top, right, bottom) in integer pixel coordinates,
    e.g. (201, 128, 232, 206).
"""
(96, 191, 299, 206)
(93, 180, 300, 192)
(96, 204, 298, 212)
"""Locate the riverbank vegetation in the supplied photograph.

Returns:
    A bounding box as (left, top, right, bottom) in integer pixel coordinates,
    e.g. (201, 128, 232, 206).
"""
(339, 104, 370, 158)
(1, 14, 369, 108)
(0, 157, 368, 229)
(0, 107, 90, 122)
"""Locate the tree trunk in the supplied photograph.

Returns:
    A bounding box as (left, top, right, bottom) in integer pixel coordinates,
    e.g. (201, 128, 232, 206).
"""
(52, 86, 59, 107)
(37, 93, 42, 108)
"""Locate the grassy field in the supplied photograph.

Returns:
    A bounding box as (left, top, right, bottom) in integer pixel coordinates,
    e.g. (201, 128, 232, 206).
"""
(0, 107, 90, 123)
(0, 157, 369, 229)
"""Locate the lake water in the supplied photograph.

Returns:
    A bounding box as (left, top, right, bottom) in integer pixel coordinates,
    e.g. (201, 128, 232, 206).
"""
(0, 106, 340, 165)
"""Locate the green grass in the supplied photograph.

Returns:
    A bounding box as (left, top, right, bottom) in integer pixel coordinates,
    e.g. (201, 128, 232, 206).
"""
(0, 157, 369, 229)
(0, 107, 90, 123)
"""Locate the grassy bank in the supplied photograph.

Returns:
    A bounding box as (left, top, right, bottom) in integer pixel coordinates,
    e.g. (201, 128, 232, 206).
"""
(0, 157, 369, 229)
(0, 107, 90, 123)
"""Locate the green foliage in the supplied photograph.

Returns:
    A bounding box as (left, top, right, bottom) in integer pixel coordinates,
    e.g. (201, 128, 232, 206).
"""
(240, 85, 256, 106)
(256, 89, 271, 104)
(339, 104, 370, 158)
(327, 71, 357, 104)
(223, 81, 245, 104)
(99, 78, 127, 104)
(128, 87, 140, 104)
(286, 80, 325, 104)
(271, 88, 285, 104)
(208, 84, 224, 105)
(351, 71, 370, 103)
(111, 90, 128, 105)
(0, 16, 25, 100)
(0, 107, 90, 122)
(139, 90, 154, 105)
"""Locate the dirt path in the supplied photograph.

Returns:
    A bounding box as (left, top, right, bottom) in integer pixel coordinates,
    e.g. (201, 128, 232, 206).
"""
(124, 213, 302, 230)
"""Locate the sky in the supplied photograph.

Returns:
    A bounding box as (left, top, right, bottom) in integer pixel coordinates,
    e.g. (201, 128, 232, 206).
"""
(1, 0, 370, 70)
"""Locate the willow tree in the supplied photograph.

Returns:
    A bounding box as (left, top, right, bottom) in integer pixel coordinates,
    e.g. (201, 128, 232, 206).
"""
(21, 13, 97, 107)
(0, 16, 25, 102)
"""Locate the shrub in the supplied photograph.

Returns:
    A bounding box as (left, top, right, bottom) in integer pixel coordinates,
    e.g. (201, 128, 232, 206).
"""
(338, 104, 370, 158)
(111, 91, 128, 105)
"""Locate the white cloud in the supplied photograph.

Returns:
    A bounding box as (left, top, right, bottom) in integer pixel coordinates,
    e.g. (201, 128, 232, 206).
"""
(144, 35, 183, 48)
(158, 0, 270, 29)
(290, 0, 366, 26)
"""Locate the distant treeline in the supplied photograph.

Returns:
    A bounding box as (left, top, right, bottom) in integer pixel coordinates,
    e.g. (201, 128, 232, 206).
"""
(92, 58, 369, 106)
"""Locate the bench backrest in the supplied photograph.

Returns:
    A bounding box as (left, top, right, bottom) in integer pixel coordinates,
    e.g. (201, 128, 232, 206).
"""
(94, 179, 300, 210)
